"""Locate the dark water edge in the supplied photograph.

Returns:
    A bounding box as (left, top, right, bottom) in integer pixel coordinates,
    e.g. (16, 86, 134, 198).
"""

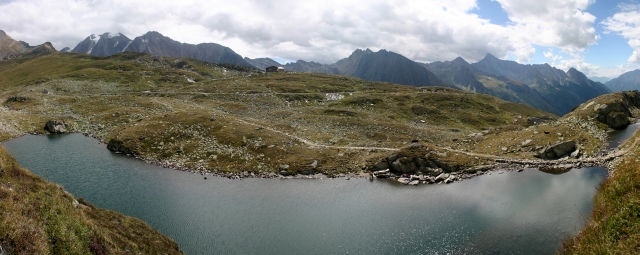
(2, 134, 608, 254)
(608, 122, 640, 150)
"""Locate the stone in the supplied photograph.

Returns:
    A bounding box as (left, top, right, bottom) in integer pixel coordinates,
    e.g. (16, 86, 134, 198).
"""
(107, 139, 135, 155)
(45, 120, 67, 134)
(435, 173, 450, 182)
(408, 180, 420, 186)
(535, 141, 576, 160)
(397, 178, 411, 185)
(606, 111, 630, 130)
(522, 140, 532, 146)
(372, 161, 389, 171)
(570, 149, 581, 159)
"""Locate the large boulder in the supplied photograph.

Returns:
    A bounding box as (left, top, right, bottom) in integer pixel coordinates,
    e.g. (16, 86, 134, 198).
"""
(45, 120, 67, 134)
(107, 139, 135, 155)
(536, 141, 576, 160)
(594, 102, 632, 129)
(606, 111, 630, 130)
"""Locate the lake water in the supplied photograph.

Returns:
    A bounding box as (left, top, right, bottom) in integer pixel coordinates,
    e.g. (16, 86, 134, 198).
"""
(608, 122, 640, 149)
(2, 134, 609, 254)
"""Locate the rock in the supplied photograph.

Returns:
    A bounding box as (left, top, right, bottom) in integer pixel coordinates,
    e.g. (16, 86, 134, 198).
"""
(426, 168, 443, 177)
(594, 101, 632, 129)
(535, 141, 576, 160)
(390, 158, 415, 173)
(570, 149, 581, 159)
(435, 173, 450, 182)
(444, 175, 456, 184)
(606, 111, 630, 130)
(522, 140, 532, 146)
(408, 180, 420, 186)
(310, 160, 318, 169)
(107, 139, 135, 155)
(45, 120, 67, 134)
(372, 161, 389, 171)
(397, 177, 411, 185)
(373, 169, 391, 178)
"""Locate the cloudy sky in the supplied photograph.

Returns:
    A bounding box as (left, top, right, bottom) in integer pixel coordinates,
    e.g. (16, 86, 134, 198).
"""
(1, 0, 639, 78)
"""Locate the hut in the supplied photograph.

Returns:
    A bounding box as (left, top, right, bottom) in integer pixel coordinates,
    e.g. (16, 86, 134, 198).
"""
(266, 66, 279, 72)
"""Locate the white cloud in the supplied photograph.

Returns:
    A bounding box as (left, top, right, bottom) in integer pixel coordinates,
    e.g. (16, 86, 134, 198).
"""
(602, 4, 640, 63)
(0, 0, 598, 65)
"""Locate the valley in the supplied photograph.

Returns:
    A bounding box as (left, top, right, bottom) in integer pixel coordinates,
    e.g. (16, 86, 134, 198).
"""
(1, 30, 640, 253)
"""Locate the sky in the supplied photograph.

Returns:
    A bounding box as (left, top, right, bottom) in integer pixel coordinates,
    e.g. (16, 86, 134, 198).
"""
(1, 0, 640, 78)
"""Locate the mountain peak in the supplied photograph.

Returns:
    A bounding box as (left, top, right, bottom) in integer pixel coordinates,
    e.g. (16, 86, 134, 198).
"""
(452, 56, 470, 65)
(482, 53, 499, 61)
(0, 30, 11, 40)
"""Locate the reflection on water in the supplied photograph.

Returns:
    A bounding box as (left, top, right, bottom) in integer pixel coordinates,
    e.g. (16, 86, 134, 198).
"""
(2, 134, 607, 254)
(608, 122, 640, 150)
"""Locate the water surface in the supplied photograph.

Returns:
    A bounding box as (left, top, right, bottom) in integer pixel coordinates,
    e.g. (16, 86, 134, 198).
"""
(2, 134, 608, 254)
(608, 122, 640, 149)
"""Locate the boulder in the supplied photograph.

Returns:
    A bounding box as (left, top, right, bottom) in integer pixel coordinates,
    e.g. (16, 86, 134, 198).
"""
(397, 178, 411, 185)
(606, 111, 630, 130)
(536, 141, 576, 160)
(107, 139, 135, 155)
(45, 120, 67, 134)
(435, 173, 450, 182)
(594, 102, 632, 129)
(390, 158, 416, 173)
(408, 180, 420, 186)
(372, 161, 389, 171)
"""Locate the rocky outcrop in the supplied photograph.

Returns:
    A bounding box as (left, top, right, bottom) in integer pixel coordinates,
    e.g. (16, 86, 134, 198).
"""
(606, 111, 630, 129)
(587, 91, 640, 129)
(107, 139, 135, 155)
(371, 147, 459, 177)
(44, 120, 67, 134)
(535, 141, 576, 160)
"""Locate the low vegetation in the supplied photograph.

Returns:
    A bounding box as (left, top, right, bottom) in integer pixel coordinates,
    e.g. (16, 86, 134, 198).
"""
(561, 124, 640, 254)
(0, 52, 608, 176)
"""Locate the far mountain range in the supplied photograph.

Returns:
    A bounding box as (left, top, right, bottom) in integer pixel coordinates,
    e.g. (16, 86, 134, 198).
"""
(246, 49, 610, 115)
(5, 29, 640, 115)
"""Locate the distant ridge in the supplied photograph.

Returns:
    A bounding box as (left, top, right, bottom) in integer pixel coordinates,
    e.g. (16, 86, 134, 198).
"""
(0, 30, 56, 60)
(69, 31, 255, 68)
(605, 69, 640, 92)
(247, 50, 609, 115)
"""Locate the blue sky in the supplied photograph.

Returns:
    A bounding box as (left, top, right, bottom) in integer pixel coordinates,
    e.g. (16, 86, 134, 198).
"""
(0, 0, 639, 78)
(471, 0, 638, 78)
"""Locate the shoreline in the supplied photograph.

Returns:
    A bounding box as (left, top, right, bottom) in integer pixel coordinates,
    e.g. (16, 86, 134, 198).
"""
(3, 131, 621, 186)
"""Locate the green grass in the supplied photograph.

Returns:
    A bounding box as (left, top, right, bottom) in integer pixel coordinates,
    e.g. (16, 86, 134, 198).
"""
(560, 130, 640, 254)
(0, 52, 595, 175)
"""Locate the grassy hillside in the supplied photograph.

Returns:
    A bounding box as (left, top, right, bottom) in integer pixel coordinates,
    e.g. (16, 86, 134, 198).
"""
(561, 124, 640, 254)
(0, 144, 182, 254)
(0, 52, 603, 176)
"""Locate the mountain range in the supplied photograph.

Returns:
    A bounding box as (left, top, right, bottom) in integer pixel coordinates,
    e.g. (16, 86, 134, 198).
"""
(247, 50, 610, 115)
(0, 30, 56, 60)
(605, 70, 640, 92)
(0, 29, 614, 116)
(67, 31, 255, 68)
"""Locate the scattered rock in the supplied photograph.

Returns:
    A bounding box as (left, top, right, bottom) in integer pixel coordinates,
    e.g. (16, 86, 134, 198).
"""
(45, 120, 67, 134)
(397, 178, 411, 185)
(535, 141, 577, 160)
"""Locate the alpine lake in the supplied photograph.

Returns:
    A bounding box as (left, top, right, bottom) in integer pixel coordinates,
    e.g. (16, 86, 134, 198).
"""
(4, 126, 634, 254)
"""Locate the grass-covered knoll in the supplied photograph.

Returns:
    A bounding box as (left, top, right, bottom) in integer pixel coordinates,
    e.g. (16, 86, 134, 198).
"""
(560, 125, 640, 254)
(0, 52, 605, 175)
(0, 145, 183, 254)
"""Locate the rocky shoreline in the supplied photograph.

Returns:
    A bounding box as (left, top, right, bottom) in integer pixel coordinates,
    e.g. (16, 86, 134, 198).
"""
(12, 125, 623, 185)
